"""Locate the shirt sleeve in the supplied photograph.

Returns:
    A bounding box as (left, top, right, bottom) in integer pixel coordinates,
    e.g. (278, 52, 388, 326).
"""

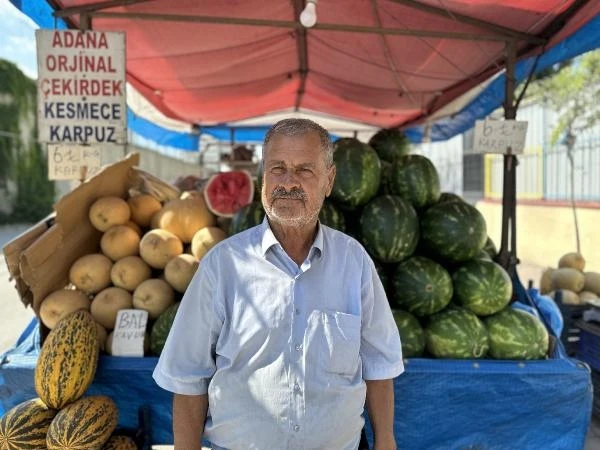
(360, 254, 404, 381)
(152, 253, 223, 395)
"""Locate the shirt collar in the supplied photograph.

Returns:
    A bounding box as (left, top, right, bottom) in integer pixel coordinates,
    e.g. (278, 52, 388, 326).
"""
(260, 217, 324, 258)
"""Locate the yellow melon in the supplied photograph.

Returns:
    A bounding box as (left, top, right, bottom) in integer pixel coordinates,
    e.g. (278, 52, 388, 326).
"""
(88, 196, 130, 232)
(95, 321, 108, 353)
(39, 289, 91, 329)
(100, 225, 141, 261)
(155, 195, 215, 243)
(110, 256, 152, 291)
(191, 226, 227, 261)
(69, 253, 113, 294)
(164, 254, 199, 293)
(91, 287, 134, 329)
(139, 229, 183, 269)
(551, 268, 585, 292)
(558, 252, 586, 272)
(124, 220, 142, 236)
(133, 278, 175, 319)
(127, 194, 162, 228)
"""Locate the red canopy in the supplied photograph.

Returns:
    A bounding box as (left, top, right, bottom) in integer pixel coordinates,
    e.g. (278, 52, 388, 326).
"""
(50, 0, 600, 128)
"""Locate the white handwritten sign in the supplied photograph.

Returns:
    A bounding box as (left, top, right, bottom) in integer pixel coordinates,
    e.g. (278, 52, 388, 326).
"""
(110, 309, 148, 357)
(47, 144, 101, 180)
(36, 30, 127, 144)
(473, 120, 528, 154)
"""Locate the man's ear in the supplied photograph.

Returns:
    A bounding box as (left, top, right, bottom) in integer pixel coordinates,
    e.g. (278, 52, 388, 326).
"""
(325, 165, 336, 197)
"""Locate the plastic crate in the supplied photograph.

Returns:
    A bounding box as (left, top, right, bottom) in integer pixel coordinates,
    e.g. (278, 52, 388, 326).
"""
(576, 320, 600, 372)
(558, 302, 589, 356)
(592, 369, 600, 419)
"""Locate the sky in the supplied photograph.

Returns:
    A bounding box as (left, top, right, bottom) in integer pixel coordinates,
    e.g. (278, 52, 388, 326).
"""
(0, 0, 39, 79)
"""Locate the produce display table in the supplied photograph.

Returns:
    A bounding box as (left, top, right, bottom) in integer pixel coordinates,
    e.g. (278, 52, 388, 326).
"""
(0, 312, 593, 448)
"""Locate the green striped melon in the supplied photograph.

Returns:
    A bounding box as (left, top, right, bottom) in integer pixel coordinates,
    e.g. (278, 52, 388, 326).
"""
(359, 195, 419, 263)
(35, 310, 99, 410)
(46, 396, 118, 450)
(425, 306, 489, 359)
(420, 201, 487, 263)
(368, 128, 410, 163)
(392, 256, 453, 316)
(484, 308, 549, 360)
(392, 310, 425, 357)
(482, 236, 498, 259)
(331, 138, 381, 210)
(452, 260, 513, 316)
(389, 154, 441, 209)
(318, 200, 345, 231)
(0, 398, 57, 449)
(437, 192, 464, 204)
(229, 201, 265, 235)
(378, 160, 393, 195)
(150, 301, 180, 356)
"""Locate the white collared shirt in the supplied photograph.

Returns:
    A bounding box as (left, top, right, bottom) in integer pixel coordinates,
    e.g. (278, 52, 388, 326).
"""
(153, 220, 404, 450)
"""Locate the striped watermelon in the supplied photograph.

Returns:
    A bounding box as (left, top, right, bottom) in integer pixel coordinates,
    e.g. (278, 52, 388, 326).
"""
(438, 192, 464, 204)
(331, 138, 381, 210)
(389, 154, 441, 209)
(378, 160, 393, 195)
(46, 396, 118, 450)
(359, 195, 419, 263)
(484, 308, 549, 360)
(150, 302, 180, 356)
(392, 310, 425, 357)
(319, 200, 345, 231)
(229, 201, 265, 235)
(482, 236, 498, 259)
(420, 201, 487, 263)
(452, 260, 513, 316)
(425, 306, 489, 359)
(0, 398, 57, 449)
(368, 128, 410, 163)
(392, 256, 453, 316)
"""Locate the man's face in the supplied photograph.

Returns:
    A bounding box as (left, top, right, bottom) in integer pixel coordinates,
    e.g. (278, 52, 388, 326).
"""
(261, 131, 335, 229)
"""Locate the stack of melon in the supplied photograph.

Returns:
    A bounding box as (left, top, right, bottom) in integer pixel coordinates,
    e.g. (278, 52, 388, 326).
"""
(539, 252, 600, 305)
(0, 310, 137, 449)
(37, 171, 257, 358)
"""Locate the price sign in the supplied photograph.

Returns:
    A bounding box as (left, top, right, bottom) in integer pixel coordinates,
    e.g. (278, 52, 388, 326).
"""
(473, 119, 528, 154)
(47, 144, 101, 180)
(110, 309, 148, 357)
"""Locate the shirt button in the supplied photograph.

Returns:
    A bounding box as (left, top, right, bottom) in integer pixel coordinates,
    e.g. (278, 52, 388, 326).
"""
(294, 425, 300, 432)
(294, 383, 301, 392)
(295, 308, 300, 315)
(295, 344, 302, 352)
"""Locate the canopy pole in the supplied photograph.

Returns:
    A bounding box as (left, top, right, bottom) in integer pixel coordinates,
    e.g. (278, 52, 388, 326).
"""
(497, 40, 518, 272)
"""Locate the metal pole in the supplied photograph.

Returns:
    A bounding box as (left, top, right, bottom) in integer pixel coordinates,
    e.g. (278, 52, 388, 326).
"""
(497, 40, 518, 272)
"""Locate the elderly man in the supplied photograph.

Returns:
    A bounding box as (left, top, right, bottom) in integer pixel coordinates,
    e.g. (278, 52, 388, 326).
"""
(153, 118, 403, 450)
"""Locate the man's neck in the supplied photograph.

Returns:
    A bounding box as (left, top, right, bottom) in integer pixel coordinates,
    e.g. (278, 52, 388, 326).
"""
(269, 219, 318, 266)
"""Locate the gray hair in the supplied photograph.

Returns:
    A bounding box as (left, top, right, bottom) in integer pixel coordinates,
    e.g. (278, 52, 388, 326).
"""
(262, 118, 334, 168)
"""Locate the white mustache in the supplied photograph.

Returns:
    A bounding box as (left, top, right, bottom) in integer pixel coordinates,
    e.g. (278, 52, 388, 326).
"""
(271, 186, 307, 201)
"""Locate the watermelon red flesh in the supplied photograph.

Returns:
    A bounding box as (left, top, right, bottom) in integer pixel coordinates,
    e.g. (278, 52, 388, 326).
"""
(452, 260, 513, 316)
(203, 171, 254, 218)
(331, 138, 381, 210)
(389, 154, 441, 210)
(484, 307, 549, 360)
(359, 195, 419, 263)
(392, 256, 453, 316)
(425, 305, 489, 359)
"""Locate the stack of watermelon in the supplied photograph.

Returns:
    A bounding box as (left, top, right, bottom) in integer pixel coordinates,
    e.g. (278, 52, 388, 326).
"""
(225, 129, 550, 362)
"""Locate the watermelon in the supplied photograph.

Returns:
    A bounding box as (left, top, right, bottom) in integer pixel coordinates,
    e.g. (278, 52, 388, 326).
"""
(150, 302, 181, 356)
(319, 199, 345, 231)
(392, 256, 453, 316)
(203, 170, 254, 217)
(425, 305, 489, 359)
(438, 192, 464, 204)
(359, 195, 419, 263)
(452, 260, 513, 316)
(484, 308, 549, 360)
(389, 154, 441, 210)
(482, 236, 498, 259)
(331, 138, 381, 210)
(368, 128, 410, 163)
(392, 310, 425, 357)
(378, 160, 393, 195)
(229, 201, 265, 235)
(420, 201, 487, 263)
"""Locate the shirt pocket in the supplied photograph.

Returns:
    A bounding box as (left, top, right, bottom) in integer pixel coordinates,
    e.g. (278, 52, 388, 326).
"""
(320, 311, 361, 376)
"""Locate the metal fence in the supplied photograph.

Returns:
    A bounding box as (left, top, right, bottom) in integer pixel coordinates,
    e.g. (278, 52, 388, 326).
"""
(485, 135, 600, 202)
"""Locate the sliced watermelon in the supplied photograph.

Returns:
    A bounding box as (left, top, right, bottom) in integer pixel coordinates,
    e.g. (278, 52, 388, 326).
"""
(203, 170, 254, 217)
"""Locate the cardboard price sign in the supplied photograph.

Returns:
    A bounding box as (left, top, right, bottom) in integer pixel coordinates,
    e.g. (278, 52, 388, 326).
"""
(473, 120, 528, 154)
(47, 145, 101, 180)
(110, 309, 148, 357)
(36, 30, 127, 145)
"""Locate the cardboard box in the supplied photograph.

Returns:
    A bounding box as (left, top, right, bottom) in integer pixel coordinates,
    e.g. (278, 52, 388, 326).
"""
(2, 152, 179, 316)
